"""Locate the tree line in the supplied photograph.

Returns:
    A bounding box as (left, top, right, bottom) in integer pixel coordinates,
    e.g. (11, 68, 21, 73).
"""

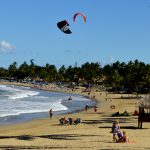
(0, 59, 150, 93)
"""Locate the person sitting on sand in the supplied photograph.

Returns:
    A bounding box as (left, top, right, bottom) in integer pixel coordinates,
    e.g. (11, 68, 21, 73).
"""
(63, 117, 68, 124)
(112, 111, 120, 117)
(59, 117, 68, 125)
(115, 130, 129, 143)
(116, 130, 123, 142)
(74, 117, 81, 124)
(68, 117, 73, 125)
(122, 131, 129, 143)
(59, 117, 64, 125)
(112, 121, 120, 142)
(111, 121, 120, 133)
(122, 110, 129, 116)
(133, 110, 139, 116)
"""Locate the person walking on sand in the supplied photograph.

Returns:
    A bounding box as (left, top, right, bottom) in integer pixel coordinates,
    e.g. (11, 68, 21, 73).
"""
(94, 106, 97, 112)
(85, 104, 89, 112)
(49, 108, 53, 120)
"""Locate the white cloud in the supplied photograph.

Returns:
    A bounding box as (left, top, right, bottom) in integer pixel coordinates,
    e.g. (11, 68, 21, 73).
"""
(0, 40, 16, 53)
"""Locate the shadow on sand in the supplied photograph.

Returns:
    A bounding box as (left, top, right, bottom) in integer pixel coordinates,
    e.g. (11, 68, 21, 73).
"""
(82, 116, 134, 124)
(0, 133, 99, 149)
(0, 133, 99, 141)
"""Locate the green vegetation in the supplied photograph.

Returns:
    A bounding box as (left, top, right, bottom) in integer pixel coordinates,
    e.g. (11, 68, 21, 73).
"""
(0, 59, 150, 94)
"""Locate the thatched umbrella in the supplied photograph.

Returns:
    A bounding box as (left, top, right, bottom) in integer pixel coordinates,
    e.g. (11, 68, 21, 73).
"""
(138, 95, 150, 113)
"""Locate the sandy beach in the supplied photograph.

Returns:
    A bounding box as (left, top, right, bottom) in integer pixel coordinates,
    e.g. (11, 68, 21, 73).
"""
(0, 83, 150, 150)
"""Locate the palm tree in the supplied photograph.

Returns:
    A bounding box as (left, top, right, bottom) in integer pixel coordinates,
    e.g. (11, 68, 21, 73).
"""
(18, 61, 30, 79)
(58, 65, 66, 82)
(44, 64, 57, 82)
(0, 67, 8, 79)
(8, 61, 18, 81)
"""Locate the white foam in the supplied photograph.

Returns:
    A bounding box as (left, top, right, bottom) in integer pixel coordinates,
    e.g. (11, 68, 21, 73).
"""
(0, 84, 7, 88)
(0, 85, 92, 120)
(8, 90, 39, 100)
(0, 98, 68, 118)
(33, 96, 49, 99)
(0, 85, 13, 90)
(0, 85, 39, 100)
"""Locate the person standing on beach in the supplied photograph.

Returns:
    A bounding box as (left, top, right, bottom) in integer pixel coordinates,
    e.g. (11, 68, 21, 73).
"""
(85, 104, 89, 112)
(94, 106, 97, 112)
(49, 109, 53, 120)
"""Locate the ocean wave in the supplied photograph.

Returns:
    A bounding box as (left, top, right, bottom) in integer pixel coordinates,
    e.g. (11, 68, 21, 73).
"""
(0, 99, 68, 118)
(0, 84, 7, 88)
(33, 96, 49, 99)
(0, 85, 94, 124)
(8, 90, 39, 100)
(0, 84, 39, 100)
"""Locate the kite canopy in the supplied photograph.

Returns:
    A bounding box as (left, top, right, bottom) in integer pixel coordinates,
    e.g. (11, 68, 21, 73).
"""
(73, 13, 86, 23)
(57, 20, 72, 34)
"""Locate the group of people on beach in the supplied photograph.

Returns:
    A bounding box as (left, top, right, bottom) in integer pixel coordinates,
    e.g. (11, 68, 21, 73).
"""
(49, 96, 129, 144)
(85, 104, 98, 112)
(49, 108, 81, 125)
(111, 121, 129, 143)
(59, 116, 81, 125)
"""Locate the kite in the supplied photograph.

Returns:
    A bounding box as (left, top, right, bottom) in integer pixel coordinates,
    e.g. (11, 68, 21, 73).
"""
(73, 13, 86, 23)
(57, 20, 72, 34)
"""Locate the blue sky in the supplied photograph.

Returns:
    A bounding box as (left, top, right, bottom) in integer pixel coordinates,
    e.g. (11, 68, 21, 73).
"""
(0, 0, 150, 69)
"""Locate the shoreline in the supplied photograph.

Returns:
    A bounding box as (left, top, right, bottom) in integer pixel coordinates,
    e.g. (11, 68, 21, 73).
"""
(0, 82, 150, 149)
(0, 82, 96, 125)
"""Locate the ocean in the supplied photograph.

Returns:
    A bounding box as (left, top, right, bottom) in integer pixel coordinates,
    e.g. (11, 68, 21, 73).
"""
(0, 84, 95, 125)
